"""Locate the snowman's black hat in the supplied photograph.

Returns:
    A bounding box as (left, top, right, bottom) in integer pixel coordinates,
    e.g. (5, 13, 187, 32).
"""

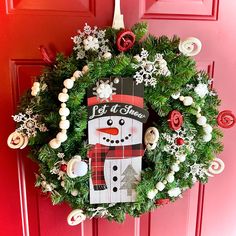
(87, 77, 149, 123)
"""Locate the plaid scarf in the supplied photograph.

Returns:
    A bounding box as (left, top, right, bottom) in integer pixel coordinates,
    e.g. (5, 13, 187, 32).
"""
(87, 143, 144, 190)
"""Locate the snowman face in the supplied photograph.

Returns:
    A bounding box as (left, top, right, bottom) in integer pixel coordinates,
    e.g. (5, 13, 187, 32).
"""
(88, 116, 143, 146)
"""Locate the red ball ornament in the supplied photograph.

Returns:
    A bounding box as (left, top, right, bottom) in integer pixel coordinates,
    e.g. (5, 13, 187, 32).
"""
(168, 110, 183, 131)
(176, 138, 184, 146)
(116, 29, 136, 52)
(156, 198, 170, 206)
(60, 164, 67, 172)
(217, 110, 235, 128)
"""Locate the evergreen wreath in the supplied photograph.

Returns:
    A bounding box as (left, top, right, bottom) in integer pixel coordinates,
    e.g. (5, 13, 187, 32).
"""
(8, 22, 234, 225)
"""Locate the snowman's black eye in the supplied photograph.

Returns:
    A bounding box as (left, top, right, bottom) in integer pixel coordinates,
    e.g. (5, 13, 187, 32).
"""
(107, 119, 113, 126)
(119, 119, 125, 126)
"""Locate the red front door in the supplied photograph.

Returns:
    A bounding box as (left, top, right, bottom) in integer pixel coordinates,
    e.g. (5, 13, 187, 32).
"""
(1, 0, 236, 235)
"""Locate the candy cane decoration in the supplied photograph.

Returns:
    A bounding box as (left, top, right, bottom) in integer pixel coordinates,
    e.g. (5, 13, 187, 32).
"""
(112, 0, 124, 29)
(206, 157, 225, 177)
(179, 37, 202, 56)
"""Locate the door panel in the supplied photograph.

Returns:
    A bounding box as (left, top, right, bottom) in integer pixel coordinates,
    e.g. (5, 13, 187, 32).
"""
(1, 0, 236, 235)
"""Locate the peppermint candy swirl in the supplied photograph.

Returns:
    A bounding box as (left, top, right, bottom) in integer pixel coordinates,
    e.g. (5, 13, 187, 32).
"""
(179, 37, 202, 56)
(168, 110, 183, 131)
(206, 158, 225, 177)
(67, 209, 86, 226)
(217, 110, 235, 128)
(116, 30, 136, 52)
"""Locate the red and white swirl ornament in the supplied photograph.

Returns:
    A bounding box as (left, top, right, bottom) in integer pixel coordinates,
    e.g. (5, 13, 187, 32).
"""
(67, 209, 86, 226)
(217, 110, 235, 128)
(116, 30, 136, 52)
(168, 110, 183, 131)
(7, 132, 29, 149)
(206, 157, 225, 177)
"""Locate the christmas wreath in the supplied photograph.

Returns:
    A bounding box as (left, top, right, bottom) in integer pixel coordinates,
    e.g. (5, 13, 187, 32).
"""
(7, 22, 235, 225)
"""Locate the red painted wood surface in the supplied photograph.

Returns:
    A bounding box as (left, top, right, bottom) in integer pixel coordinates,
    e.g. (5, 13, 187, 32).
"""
(0, 0, 236, 235)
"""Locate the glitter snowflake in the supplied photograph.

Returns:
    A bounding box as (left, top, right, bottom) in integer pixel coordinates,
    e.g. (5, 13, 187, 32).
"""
(162, 127, 196, 156)
(184, 163, 207, 183)
(133, 49, 171, 87)
(72, 23, 110, 60)
(12, 108, 48, 137)
(93, 80, 116, 102)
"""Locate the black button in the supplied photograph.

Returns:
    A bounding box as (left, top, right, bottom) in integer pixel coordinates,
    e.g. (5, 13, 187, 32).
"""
(113, 176, 118, 181)
(113, 187, 117, 192)
(113, 165, 118, 171)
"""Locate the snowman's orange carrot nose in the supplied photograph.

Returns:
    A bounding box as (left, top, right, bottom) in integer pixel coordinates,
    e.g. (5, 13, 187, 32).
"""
(97, 127, 119, 135)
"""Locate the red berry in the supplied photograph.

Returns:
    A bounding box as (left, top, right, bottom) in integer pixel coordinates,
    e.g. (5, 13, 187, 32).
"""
(60, 164, 67, 172)
(156, 199, 170, 205)
(176, 138, 184, 146)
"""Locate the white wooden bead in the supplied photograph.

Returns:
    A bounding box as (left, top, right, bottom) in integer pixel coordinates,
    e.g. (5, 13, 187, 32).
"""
(61, 103, 66, 108)
(73, 70, 82, 78)
(58, 93, 69, 102)
(82, 65, 89, 74)
(61, 116, 67, 121)
(56, 132, 68, 142)
(163, 180, 167, 185)
(196, 113, 202, 118)
(59, 120, 70, 129)
(203, 133, 212, 142)
(59, 107, 70, 116)
(71, 77, 76, 82)
(183, 96, 193, 106)
(203, 124, 213, 133)
(179, 96, 185, 101)
(49, 138, 61, 149)
(197, 116, 207, 126)
(71, 189, 79, 196)
(61, 129, 67, 134)
(64, 79, 74, 89)
(62, 88, 68, 94)
(166, 174, 175, 183)
(147, 189, 158, 200)
(171, 163, 180, 172)
(156, 182, 165, 191)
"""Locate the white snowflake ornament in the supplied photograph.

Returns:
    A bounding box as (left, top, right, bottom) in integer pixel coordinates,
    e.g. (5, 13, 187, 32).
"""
(133, 48, 171, 87)
(93, 80, 116, 102)
(194, 83, 209, 98)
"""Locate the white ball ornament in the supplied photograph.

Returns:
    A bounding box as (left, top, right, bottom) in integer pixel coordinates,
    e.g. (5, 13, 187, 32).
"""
(147, 189, 158, 200)
(59, 107, 70, 117)
(156, 182, 165, 191)
(171, 163, 180, 172)
(103, 52, 112, 59)
(203, 133, 212, 142)
(56, 132, 68, 142)
(59, 120, 70, 129)
(166, 174, 175, 183)
(49, 138, 61, 149)
(58, 93, 69, 102)
(71, 189, 79, 197)
(183, 96, 193, 106)
(177, 153, 186, 162)
(171, 92, 180, 100)
(73, 161, 88, 177)
(203, 124, 213, 134)
(197, 116, 207, 126)
(64, 79, 74, 89)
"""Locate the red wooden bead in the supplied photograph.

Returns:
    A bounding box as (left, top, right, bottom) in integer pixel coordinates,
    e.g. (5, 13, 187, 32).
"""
(60, 164, 67, 172)
(217, 110, 235, 128)
(168, 110, 183, 131)
(116, 29, 136, 52)
(176, 138, 184, 145)
(156, 198, 170, 205)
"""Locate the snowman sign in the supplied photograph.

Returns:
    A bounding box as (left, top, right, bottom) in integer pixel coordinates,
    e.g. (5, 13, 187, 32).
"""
(87, 77, 149, 204)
